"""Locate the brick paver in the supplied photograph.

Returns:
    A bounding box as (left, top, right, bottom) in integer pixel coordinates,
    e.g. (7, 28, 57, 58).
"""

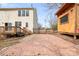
(0, 34, 79, 56)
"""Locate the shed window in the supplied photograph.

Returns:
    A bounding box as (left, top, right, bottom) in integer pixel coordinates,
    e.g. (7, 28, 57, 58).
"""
(60, 14, 68, 24)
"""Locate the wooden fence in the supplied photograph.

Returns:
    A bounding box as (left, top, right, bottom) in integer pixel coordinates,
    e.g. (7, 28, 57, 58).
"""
(33, 28, 54, 34)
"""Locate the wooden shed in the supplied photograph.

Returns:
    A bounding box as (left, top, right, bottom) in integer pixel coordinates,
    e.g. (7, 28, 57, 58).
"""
(56, 3, 79, 39)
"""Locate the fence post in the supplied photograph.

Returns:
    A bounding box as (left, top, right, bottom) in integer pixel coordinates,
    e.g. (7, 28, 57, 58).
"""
(74, 35, 76, 40)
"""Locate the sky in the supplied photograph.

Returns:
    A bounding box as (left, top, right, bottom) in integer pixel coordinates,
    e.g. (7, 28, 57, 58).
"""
(0, 3, 59, 28)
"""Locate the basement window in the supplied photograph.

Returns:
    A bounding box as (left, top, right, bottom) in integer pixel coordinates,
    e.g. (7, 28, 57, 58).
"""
(60, 14, 68, 24)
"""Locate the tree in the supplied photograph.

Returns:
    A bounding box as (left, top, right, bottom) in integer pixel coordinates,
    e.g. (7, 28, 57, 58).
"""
(38, 23, 42, 29)
(44, 3, 63, 11)
(49, 18, 57, 30)
(44, 3, 63, 30)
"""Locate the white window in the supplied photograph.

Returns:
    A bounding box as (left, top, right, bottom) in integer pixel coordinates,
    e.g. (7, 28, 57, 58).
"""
(5, 23, 12, 31)
(26, 22, 28, 27)
(18, 10, 29, 16)
(15, 21, 21, 27)
(26, 10, 29, 16)
(22, 10, 25, 16)
(18, 10, 21, 16)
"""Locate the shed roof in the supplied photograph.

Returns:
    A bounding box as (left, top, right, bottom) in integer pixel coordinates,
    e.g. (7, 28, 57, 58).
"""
(56, 3, 75, 15)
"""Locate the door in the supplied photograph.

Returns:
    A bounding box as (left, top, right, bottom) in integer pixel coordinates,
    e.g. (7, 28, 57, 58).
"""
(5, 23, 12, 31)
(5, 23, 8, 31)
(15, 21, 21, 32)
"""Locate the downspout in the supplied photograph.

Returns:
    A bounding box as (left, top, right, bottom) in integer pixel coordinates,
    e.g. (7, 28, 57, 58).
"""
(74, 4, 77, 39)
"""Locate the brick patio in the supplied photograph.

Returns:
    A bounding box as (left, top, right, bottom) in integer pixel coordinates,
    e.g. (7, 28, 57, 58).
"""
(0, 34, 79, 56)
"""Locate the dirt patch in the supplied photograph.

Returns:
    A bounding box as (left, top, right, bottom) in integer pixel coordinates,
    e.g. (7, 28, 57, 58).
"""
(0, 37, 25, 50)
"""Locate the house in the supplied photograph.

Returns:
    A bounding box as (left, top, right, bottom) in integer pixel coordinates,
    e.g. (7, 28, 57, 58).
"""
(0, 8, 38, 36)
(56, 3, 79, 39)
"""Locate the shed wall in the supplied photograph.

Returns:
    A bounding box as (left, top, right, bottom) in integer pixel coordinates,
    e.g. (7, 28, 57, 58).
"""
(76, 4, 79, 33)
(57, 6, 76, 33)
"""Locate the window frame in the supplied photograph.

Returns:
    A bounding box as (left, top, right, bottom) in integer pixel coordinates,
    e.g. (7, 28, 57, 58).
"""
(18, 10, 29, 17)
(26, 10, 29, 16)
(5, 23, 12, 31)
(22, 10, 25, 16)
(26, 22, 28, 27)
(18, 10, 21, 16)
(60, 14, 69, 24)
(15, 21, 21, 27)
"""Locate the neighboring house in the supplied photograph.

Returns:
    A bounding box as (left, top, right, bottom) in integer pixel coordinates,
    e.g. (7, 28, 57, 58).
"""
(0, 8, 38, 35)
(56, 3, 79, 39)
